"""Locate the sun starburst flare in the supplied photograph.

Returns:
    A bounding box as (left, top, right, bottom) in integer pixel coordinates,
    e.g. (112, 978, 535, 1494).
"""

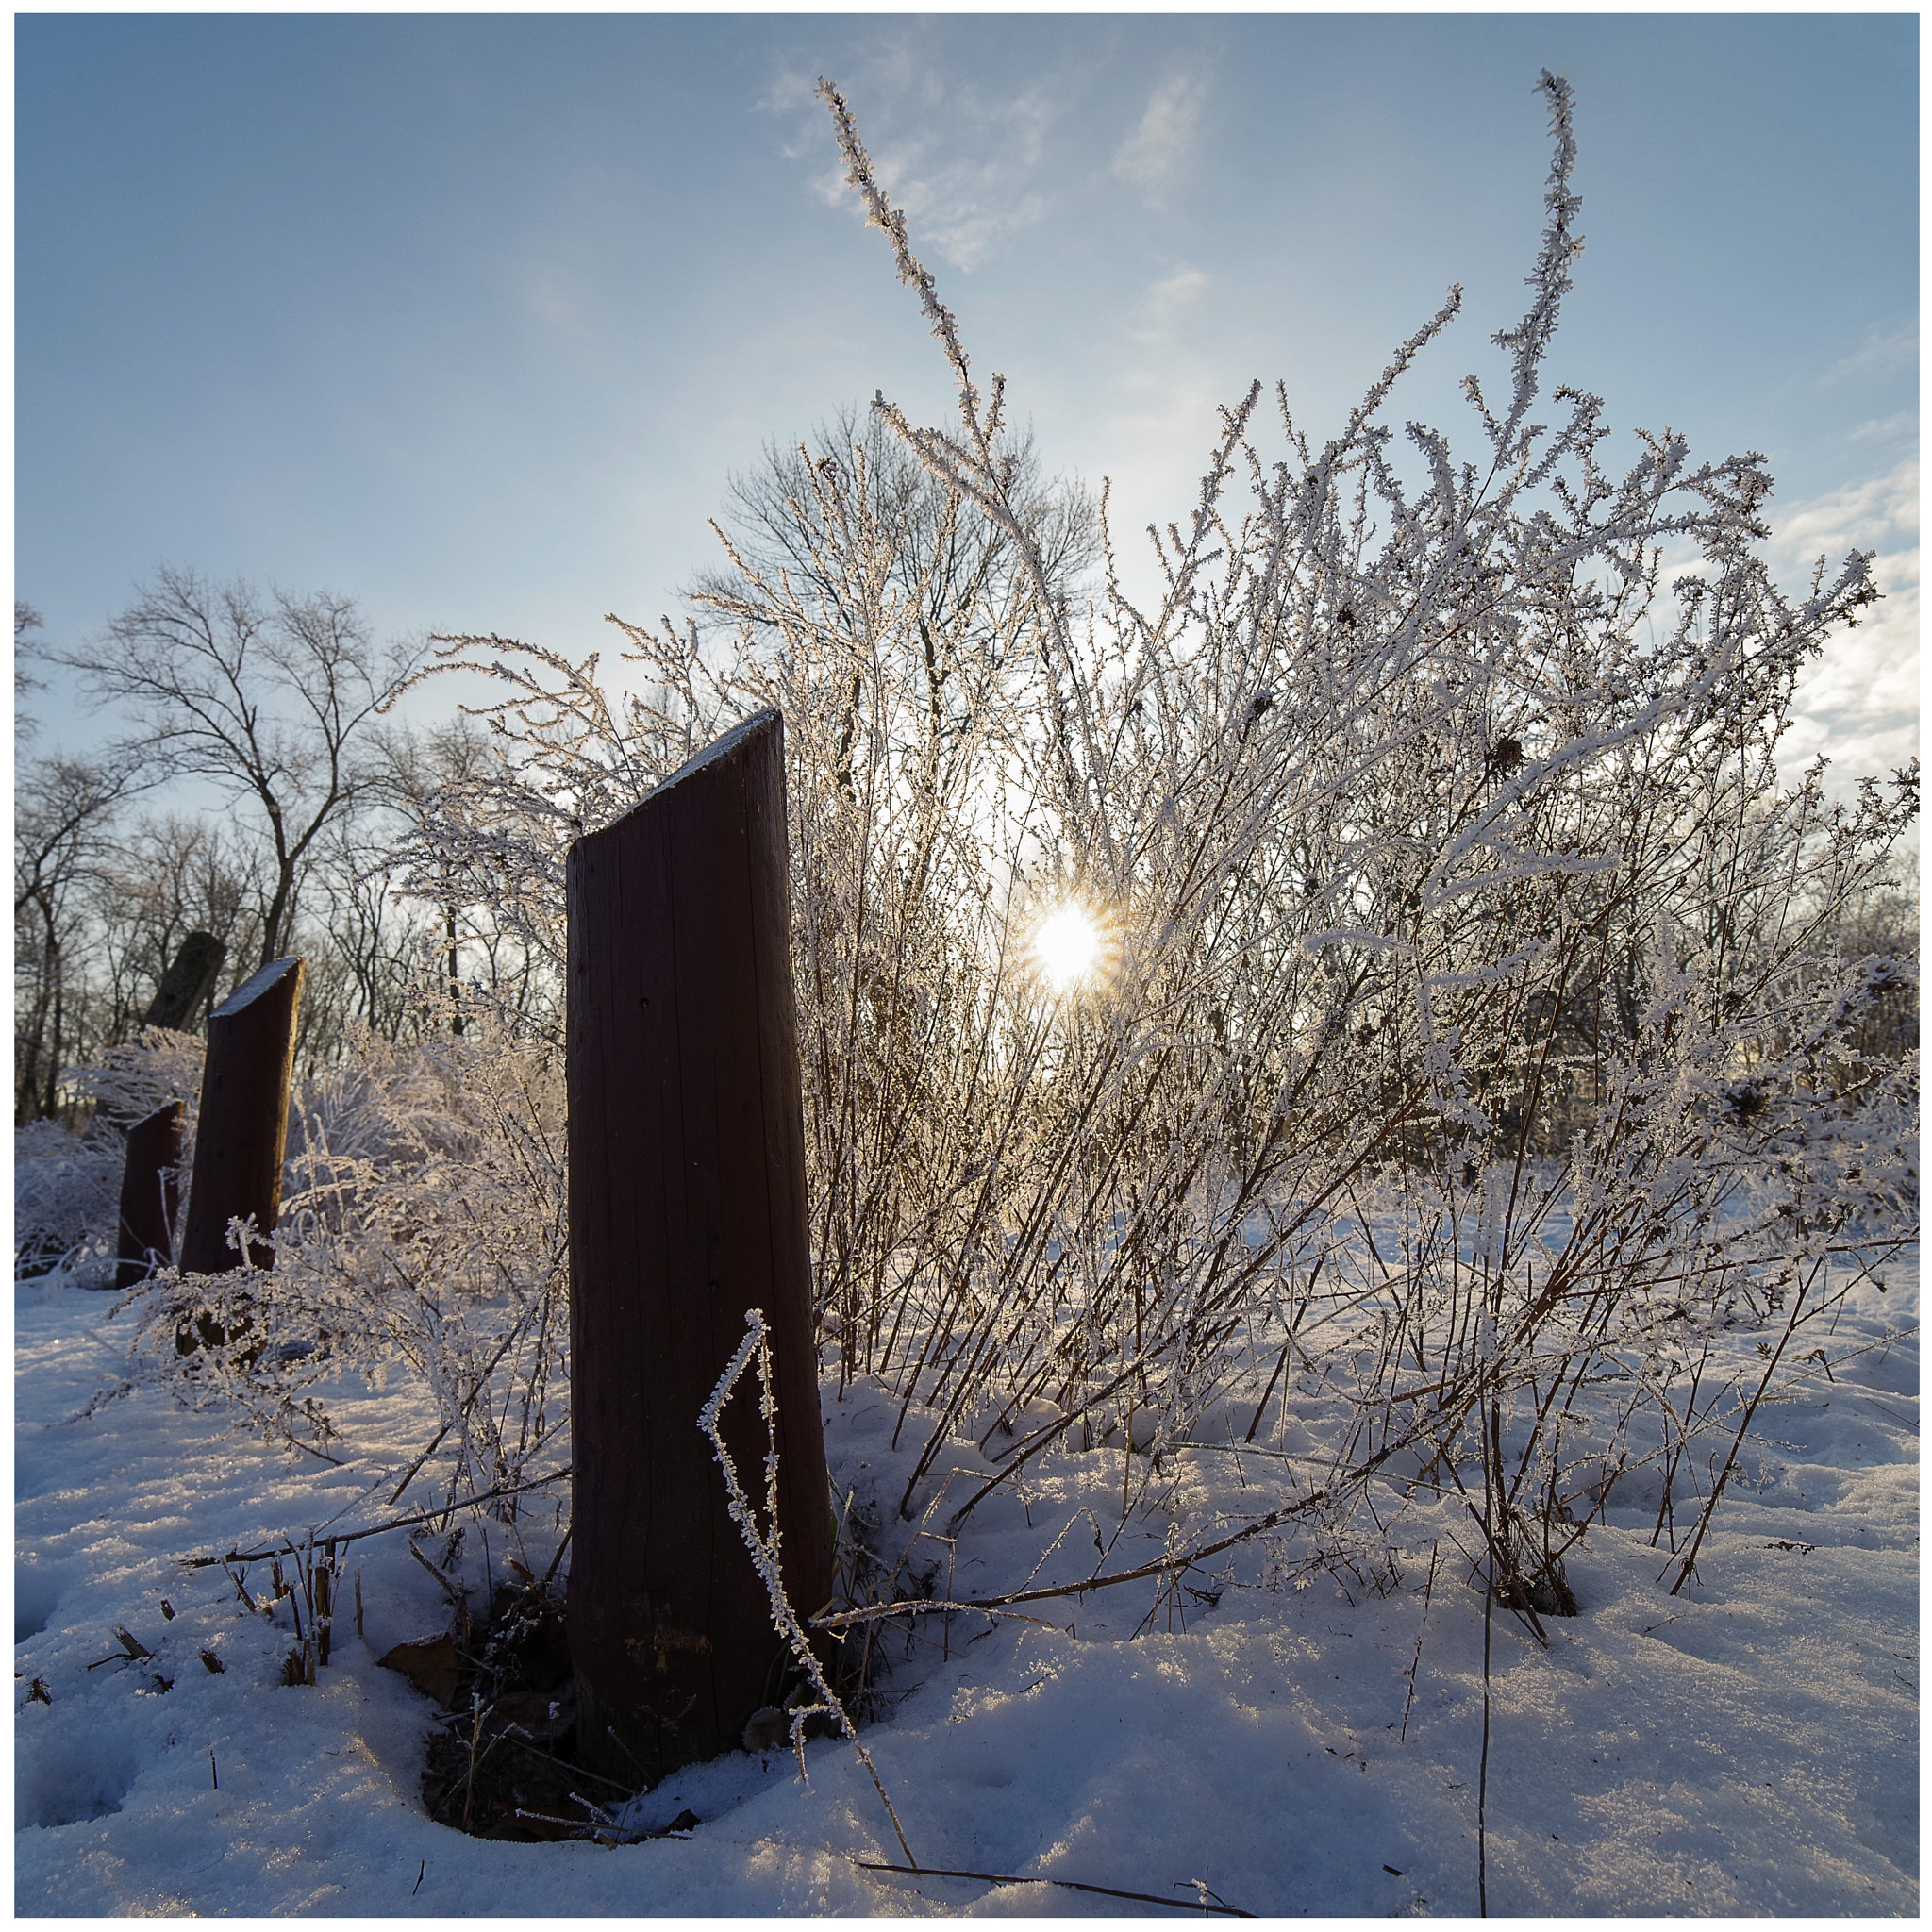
(1031, 903, 1104, 991)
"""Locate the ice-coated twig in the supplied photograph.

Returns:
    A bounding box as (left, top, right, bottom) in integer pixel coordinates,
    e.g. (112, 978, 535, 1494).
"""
(700, 1309, 920, 1870)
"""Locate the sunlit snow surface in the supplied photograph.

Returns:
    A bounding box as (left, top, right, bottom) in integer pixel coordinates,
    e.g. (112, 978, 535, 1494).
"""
(13, 1248, 1917, 1917)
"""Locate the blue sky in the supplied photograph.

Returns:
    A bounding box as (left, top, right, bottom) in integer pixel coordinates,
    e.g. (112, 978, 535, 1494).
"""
(16, 12, 1919, 783)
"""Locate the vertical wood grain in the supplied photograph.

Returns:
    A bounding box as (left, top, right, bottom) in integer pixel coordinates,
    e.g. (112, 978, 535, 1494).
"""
(567, 710, 831, 1780)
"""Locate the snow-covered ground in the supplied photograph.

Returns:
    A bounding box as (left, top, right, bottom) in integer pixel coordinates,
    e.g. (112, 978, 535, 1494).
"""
(13, 1250, 1918, 1918)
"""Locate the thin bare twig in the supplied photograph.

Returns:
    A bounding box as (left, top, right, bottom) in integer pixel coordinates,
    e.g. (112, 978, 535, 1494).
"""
(176, 1468, 571, 1569)
(855, 1858, 1256, 1915)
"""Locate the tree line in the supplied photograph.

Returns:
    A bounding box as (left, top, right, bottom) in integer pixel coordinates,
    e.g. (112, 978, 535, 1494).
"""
(15, 389, 1916, 1140)
(13, 574, 553, 1124)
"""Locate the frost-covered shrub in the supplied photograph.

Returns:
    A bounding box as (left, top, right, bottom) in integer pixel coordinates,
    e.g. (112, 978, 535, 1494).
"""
(17, 1029, 206, 1283)
(68, 1025, 208, 1126)
(125, 76, 1912, 1603)
(14, 1117, 123, 1280)
(117, 1020, 568, 1506)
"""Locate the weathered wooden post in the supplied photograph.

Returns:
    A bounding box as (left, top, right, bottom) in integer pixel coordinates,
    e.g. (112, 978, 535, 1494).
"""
(567, 708, 832, 1783)
(113, 1099, 186, 1291)
(106, 935, 227, 1291)
(142, 931, 226, 1033)
(177, 956, 303, 1286)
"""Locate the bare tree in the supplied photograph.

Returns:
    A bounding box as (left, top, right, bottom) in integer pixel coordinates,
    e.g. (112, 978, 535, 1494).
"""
(304, 818, 427, 1045)
(691, 404, 1096, 641)
(53, 568, 425, 972)
(14, 751, 146, 1120)
(15, 601, 47, 741)
(690, 406, 1096, 791)
(379, 714, 562, 1037)
(89, 813, 264, 1041)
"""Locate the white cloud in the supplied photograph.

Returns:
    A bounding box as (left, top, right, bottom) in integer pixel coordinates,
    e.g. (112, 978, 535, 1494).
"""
(1110, 74, 1207, 201)
(1080, 273, 1237, 615)
(1085, 373, 1231, 617)
(1772, 459, 1920, 793)
(521, 274, 581, 331)
(1771, 458, 1916, 566)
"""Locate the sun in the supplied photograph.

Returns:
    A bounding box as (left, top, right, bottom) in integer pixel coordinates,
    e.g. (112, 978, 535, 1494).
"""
(1032, 903, 1103, 991)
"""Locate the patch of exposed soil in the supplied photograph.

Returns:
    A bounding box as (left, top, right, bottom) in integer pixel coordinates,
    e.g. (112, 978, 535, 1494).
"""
(383, 1557, 698, 1844)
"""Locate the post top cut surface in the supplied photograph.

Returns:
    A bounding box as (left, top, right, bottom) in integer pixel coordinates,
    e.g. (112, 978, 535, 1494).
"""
(651, 707, 777, 795)
(210, 956, 302, 1019)
(649, 708, 779, 800)
(568, 711, 781, 868)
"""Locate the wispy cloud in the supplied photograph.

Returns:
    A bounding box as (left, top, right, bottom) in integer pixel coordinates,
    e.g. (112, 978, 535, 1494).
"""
(1824, 322, 1917, 387)
(521, 275, 581, 331)
(765, 59, 1058, 270)
(1110, 73, 1207, 201)
(1844, 412, 1917, 448)
(1082, 265, 1231, 614)
(1125, 265, 1210, 347)
(822, 126, 1052, 272)
(759, 69, 819, 119)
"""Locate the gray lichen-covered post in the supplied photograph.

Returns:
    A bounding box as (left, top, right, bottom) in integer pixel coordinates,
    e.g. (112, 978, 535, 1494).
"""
(176, 956, 304, 1282)
(567, 708, 832, 1784)
(114, 1099, 187, 1292)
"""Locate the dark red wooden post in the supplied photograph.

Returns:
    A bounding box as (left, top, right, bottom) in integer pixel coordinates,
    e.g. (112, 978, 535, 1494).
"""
(177, 956, 303, 1277)
(567, 708, 832, 1782)
(114, 1099, 186, 1292)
